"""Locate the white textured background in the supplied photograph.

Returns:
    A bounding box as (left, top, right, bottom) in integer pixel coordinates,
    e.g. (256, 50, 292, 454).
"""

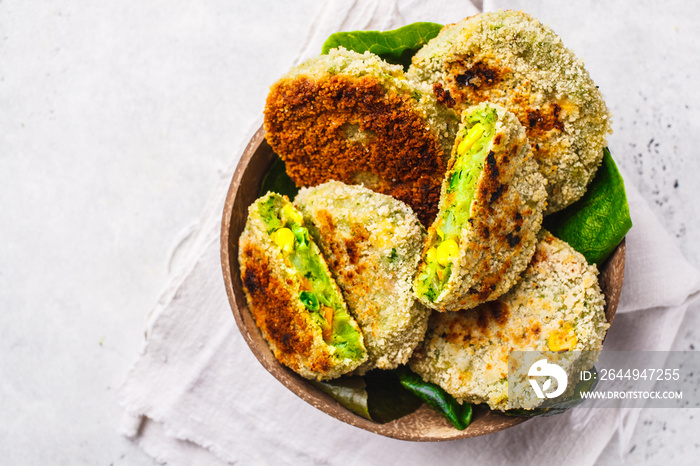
(1, 1, 698, 464)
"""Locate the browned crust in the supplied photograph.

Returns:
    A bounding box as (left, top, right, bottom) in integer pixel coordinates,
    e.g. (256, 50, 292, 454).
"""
(316, 209, 367, 275)
(409, 12, 611, 213)
(435, 300, 512, 351)
(443, 56, 569, 176)
(432, 82, 456, 108)
(316, 209, 374, 300)
(461, 140, 530, 304)
(413, 230, 608, 383)
(264, 74, 446, 225)
(239, 239, 333, 376)
(417, 103, 544, 312)
(313, 209, 376, 324)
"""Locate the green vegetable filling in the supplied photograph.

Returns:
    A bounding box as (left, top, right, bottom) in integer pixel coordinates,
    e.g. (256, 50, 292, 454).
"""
(258, 195, 364, 360)
(415, 108, 498, 301)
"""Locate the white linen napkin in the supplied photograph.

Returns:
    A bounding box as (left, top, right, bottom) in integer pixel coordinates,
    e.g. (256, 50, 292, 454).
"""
(120, 1, 700, 464)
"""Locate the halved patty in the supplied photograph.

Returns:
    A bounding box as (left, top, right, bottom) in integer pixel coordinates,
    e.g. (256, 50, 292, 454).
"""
(408, 10, 612, 213)
(238, 192, 367, 381)
(409, 230, 608, 411)
(264, 47, 459, 226)
(295, 181, 430, 374)
(414, 102, 547, 311)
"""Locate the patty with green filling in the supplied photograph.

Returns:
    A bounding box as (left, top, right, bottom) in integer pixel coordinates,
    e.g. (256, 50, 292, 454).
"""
(294, 181, 430, 374)
(409, 230, 608, 411)
(264, 47, 459, 226)
(238, 192, 367, 381)
(407, 10, 612, 214)
(414, 102, 547, 312)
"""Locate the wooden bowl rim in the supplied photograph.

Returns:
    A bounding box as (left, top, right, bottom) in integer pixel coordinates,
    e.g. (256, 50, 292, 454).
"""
(220, 125, 626, 441)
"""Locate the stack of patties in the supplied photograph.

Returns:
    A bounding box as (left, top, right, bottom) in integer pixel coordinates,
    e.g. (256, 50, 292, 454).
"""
(240, 185, 430, 380)
(407, 10, 612, 213)
(404, 10, 611, 411)
(264, 47, 459, 226)
(241, 9, 612, 412)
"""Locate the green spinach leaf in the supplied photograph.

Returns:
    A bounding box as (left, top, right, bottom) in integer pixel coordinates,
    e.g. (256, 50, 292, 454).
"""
(395, 366, 473, 430)
(365, 370, 423, 423)
(259, 156, 298, 199)
(310, 376, 371, 420)
(311, 370, 422, 423)
(321, 22, 443, 70)
(544, 149, 632, 265)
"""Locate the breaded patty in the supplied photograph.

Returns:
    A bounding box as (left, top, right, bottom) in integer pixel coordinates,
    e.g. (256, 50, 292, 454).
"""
(414, 102, 547, 311)
(264, 47, 459, 226)
(409, 230, 608, 411)
(408, 10, 612, 213)
(239, 193, 367, 381)
(294, 181, 430, 374)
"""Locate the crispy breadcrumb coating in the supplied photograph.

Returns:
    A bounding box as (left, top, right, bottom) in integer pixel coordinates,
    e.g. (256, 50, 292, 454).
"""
(408, 10, 612, 213)
(295, 181, 430, 374)
(414, 102, 547, 311)
(265, 47, 459, 226)
(239, 193, 367, 380)
(409, 230, 608, 410)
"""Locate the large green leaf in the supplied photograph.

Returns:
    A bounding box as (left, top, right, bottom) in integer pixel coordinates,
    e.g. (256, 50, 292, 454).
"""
(321, 22, 443, 70)
(544, 149, 632, 265)
(311, 369, 422, 424)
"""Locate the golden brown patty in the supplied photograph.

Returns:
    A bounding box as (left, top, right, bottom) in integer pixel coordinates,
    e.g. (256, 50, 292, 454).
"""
(295, 181, 430, 374)
(408, 10, 612, 213)
(239, 193, 367, 380)
(264, 47, 459, 226)
(414, 102, 547, 311)
(410, 230, 608, 410)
